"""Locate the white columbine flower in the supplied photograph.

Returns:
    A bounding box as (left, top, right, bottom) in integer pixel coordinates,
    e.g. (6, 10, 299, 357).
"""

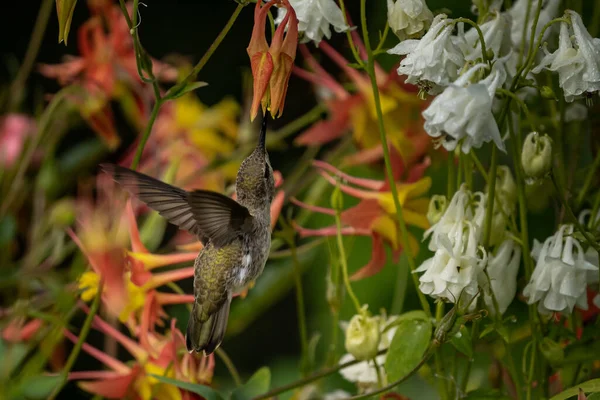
(422, 64, 506, 153)
(275, 0, 349, 45)
(338, 315, 398, 386)
(386, 0, 433, 41)
(532, 11, 600, 101)
(416, 221, 487, 302)
(388, 14, 465, 94)
(483, 239, 522, 315)
(508, 0, 560, 48)
(523, 225, 598, 315)
(459, 12, 512, 62)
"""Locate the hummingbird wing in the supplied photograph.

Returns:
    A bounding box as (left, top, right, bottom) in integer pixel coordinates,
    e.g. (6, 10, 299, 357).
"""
(100, 164, 253, 246)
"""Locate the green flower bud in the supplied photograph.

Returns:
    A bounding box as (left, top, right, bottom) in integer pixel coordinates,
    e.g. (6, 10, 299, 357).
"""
(521, 132, 552, 181)
(345, 313, 381, 361)
(427, 195, 448, 224)
(539, 337, 564, 367)
(330, 185, 344, 211)
(495, 166, 516, 209)
(525, 180, 552, 213)
(488, 210, 508, 246)
(540, 86, 557, 100)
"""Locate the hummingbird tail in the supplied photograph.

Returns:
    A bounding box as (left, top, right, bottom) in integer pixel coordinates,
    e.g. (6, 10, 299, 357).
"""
(186, 297, 232, 356)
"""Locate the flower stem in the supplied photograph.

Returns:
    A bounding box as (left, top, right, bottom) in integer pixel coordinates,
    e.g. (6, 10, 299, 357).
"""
(130, 98, 162, 170)
(359, 0, 431, 318)
(334, 203, 362, 314)
(448, 152, 456, 198)
(483, 146, 498, 248)
(452, 18, 491, 65)
(215, 348, 242, 387)
(338, 0, 364, 67)
(48, 284, 104, 400)
(575, 149, 600, 210)
(290, 233, 310, 376)
(6, 0, 53, 111)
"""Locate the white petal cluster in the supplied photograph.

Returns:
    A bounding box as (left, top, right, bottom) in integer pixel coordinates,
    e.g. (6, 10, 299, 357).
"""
(422, 64, 506, 153)
(532, 11, 600, 102)
(416, 185, 488, 302)
(386, 0, 433, 41)
(275, 0, 349, 45)
(388, 14, 465, 94)
(338, 315, 398, 385)
(523, 224, 598, 315)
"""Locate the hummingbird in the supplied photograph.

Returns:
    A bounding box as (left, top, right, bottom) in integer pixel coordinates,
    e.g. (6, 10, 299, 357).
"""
(100, 117, 275, 355)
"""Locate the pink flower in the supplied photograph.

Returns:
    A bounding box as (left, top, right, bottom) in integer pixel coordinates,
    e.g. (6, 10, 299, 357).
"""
(0, 114, 36, 167)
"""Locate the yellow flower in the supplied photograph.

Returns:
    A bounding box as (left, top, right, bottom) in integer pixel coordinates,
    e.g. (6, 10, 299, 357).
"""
(135, 362, 182, 400)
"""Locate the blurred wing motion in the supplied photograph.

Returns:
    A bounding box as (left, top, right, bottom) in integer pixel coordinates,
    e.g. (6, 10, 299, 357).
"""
(100, 164, 253, 247)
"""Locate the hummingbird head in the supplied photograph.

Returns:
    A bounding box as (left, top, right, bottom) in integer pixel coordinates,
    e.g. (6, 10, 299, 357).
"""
(236, 117, 275, 213)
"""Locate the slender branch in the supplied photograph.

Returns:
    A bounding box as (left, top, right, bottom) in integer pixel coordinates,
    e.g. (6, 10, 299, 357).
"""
(130, 98, 162, 170)
(575, 149, 600, 209)
(359, 0, 431, 317)
(215, 348, 242, 387)
(288, 228, 309, 375)
(48, 284, 104, 400)
(483, 146, 498, 248)
(7, 0, 54, 111)
(452, 18, 491, 65)
(338, 0, 364, 66)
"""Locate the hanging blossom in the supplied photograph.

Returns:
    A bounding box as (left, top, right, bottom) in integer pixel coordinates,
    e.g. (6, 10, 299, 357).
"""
(294, 39, 430, 166)
(422, 63, 506, 153)
(386, 0, 433, 41)
(523, 224, 598, 315)
(416, 185, 487, 302)
(388, 14, 465, 95)
(532, 11, 600, 102)
(293, 159, 431, 280)
(67, 315, 214, 400)
(275, 0, 348, 45)
(247, 0, 298, 120)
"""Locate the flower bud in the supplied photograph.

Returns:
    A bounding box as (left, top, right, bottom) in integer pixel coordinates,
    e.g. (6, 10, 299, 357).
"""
(344, 313, 381, 361)
(526, 180, 552, 213)
(427, 195, 448, 224)
(488, 211, 507, 246)
(540, 86, 557, 100)
(387, 0, 433, 41)
(521, 132, 552, 180)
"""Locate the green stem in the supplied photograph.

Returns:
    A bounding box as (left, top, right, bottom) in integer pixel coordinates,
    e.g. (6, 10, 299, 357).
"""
(251, 348, 389, 400)
(575, 149, 600, 209)
(483, 146, 498, 248)
(590, 0, 600, 37)
(497, 89, 536, 132)
(338, 0, 364, 67)
(459, 319, 480, 394)
(130, 98, 162, 170)
(215, 348, 242, 387)
(452, 18, 491, 65)
(551, 173, 600, 255)
(335, 200, 362, 314)
(48, 283, 103, 400)
(6, 0, 54, 111)
(470, 152, 489, 183)
(290, 236, 309, 375)
(360, 0, 431, 317)
(448, 152, 456, 198)
(518, 0, 534, 66)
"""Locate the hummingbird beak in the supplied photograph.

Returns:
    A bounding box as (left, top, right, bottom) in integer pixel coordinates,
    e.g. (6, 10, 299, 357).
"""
(258, 114, 268, 153)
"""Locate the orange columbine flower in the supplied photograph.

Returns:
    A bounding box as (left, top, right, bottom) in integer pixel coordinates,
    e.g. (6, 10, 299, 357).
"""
(70, 174, 197, 328)
(247, 0, 298, 120)
(293, 160, 431, 280)
(67, 315, 214, 400)
(39, 0, 176, 148)
(293, 34, 429, 167)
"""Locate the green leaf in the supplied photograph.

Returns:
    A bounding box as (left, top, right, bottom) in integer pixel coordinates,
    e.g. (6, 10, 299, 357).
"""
(464, 388, 512, 399)
(0, 339, 29, 377)
(56, 0, 78, 45)
(450, 325, 473, 358)
(550, 379, 600, 400)
(166, 81, 209, 99)
(231, 367, 271, 400)
(587, 393, 600, 400)
(384, 316, 432, 382)
(150, 374, 224, 400)
(14, 374, 62, 399)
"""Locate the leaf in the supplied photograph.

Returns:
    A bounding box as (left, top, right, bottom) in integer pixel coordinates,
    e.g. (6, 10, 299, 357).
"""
(16, 374, 62, 399)
(166, 81, 209, 99)
(231, 367, 271, 400)
(450, 325, 473, 358)
(586, 393, 600, 400)
(550, 379, 600, 400)
(464, 388, 512, 399)
(0, 340, 29, 377)
(384, 315, 432, 382)
(56, 0, 78, 45)
(150, 374, 224, 400)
